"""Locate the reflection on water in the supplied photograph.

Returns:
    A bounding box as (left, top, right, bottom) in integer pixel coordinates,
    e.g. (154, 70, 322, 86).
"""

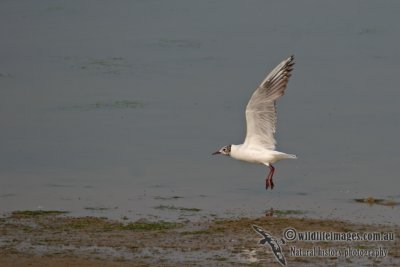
(0, 1, 399, 225)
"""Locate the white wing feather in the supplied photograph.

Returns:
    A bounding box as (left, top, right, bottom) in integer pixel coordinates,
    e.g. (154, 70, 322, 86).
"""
(243, 56, 295, 150)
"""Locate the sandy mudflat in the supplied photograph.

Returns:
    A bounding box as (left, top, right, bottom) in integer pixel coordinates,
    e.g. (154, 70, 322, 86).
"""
(0, 212, 399, 266)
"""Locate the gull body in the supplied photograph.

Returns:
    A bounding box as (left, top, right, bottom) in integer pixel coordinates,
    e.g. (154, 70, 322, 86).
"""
(230, 145, 296, 165)
(212, 56, 297, 190)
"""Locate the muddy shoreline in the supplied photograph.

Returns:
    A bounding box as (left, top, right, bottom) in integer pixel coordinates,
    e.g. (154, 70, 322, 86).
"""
(0, 211, 399, 266)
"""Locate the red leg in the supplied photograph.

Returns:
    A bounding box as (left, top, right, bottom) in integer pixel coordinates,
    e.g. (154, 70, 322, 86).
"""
(265, 164, 275, 190)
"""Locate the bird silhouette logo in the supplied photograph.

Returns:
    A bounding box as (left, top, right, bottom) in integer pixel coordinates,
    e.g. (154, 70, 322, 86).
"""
(252, 224, 287, 266)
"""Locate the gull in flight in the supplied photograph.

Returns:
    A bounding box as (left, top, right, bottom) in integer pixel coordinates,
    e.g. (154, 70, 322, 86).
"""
(212, 56, 297, 190)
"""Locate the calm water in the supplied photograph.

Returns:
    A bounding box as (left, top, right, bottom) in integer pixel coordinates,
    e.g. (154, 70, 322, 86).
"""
(1, 1, 399, 224)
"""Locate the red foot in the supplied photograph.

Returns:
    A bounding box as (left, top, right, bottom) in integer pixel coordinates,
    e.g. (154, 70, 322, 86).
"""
(266, 177, 274, 190)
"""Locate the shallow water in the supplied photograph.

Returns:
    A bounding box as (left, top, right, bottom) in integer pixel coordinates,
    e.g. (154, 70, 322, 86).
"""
(1, 1, 399, 224)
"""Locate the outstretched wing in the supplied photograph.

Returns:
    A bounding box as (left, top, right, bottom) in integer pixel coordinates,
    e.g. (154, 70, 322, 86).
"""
(243, 56, 295, 150)
(252, 225, 268, 238)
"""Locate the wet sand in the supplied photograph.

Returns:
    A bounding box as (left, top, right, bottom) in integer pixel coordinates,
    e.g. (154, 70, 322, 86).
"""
(1, 212, 398, 266)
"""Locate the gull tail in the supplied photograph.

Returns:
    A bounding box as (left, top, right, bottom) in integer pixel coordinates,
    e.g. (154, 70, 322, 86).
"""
(275, 152, 297, 161)
(282, 153, 297, 160)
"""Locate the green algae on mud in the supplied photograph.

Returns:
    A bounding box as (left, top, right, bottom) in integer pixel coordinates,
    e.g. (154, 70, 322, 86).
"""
(154, 205, 202, 212)
(84, 207, 118, 211)
(273, 209, 307, 215)
(10, 210, 69, 218)
(80, 218, 182, 231)
(180, 229, 212, 235)
(9, 215, 183, 232)
(121, 221, 182, 231)
(153, 196, 183, 200)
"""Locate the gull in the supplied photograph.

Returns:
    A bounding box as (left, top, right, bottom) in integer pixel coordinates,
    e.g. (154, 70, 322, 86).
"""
(212, 55, 297, 190)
